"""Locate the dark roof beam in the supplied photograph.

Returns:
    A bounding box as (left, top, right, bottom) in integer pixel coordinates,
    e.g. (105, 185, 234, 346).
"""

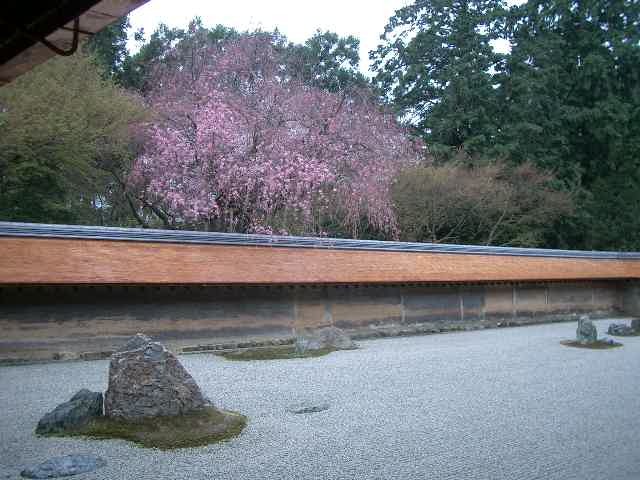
(0, 0, 149, 85)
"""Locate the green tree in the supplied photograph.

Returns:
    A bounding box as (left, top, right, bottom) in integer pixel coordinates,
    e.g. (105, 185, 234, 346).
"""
(85, 16, 131, 81)
(286, 30, 368, 92)
(123, 19, 366, 95)
(120, 19, 237, 92)
(583, 168, 640, 251)
(0, 52, 148, 225)
(372, 0, 506, 156)
(498, 0, 640, 249)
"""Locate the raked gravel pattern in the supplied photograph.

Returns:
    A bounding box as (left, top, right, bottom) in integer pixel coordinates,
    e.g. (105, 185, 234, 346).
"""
(1, 319, 639, 480)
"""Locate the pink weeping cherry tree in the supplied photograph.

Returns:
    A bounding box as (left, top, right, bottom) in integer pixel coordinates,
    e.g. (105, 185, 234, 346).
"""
(130, 34, 422, 237)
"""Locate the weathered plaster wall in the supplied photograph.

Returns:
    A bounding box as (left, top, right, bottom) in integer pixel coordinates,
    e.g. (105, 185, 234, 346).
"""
(0, 281, 624, 361)
(622, 281, 640, 316)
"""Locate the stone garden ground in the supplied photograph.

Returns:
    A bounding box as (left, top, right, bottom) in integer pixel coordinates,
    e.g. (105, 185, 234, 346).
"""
(1, 318, 639, 480)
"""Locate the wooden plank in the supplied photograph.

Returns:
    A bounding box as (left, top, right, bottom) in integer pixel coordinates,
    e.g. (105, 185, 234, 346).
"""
(1, 237, 639, 285)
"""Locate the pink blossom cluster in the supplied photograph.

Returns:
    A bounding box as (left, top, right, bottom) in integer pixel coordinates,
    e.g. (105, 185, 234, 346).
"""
(132, 35, 421, 236)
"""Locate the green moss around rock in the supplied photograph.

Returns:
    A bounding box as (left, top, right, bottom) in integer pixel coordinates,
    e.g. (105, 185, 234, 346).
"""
(560, 340, 623, 350)
(217, 345, 337, 361)
(52, 407, 247, 450)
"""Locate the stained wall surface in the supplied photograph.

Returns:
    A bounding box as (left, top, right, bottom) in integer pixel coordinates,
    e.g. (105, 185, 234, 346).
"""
(0, 281, 625, 360)
(623, 281, 640, 316)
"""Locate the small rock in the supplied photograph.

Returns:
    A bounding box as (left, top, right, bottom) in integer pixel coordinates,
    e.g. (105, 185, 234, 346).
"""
(51, 352, 77, 362)
(36, 390, 103, 435)
(287, 402, 330, 414)
(294, 326, 356, 354)
(607, 323, 635, 336)
(104, 338, 210, 420)
(576, 316, 597, 344)
(21, 454, 106, 479)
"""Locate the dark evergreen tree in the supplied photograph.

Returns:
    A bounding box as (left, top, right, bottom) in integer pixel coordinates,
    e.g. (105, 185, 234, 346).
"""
(85, 16, 131, 82)
(120, 18, 368, 96)
(119, 19, 238, 92)
(371, 0, 506, 157)
(498, 0, 640, 249)
(286, 30, 368, 92)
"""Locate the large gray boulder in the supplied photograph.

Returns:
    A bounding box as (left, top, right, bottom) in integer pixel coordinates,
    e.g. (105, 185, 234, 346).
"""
(104, 338, 209, 420)
(576, 316, 597, 344)
(21, 454, 106, 479)
(295, 326, 356, 353)
(35, 389, 103, 435)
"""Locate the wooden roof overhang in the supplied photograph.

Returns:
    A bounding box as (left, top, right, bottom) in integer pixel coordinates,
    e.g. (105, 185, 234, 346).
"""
(0, 0, 150, 85)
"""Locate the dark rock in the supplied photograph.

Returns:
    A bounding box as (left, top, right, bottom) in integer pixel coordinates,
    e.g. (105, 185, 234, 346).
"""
(21, 454, 106, 478)
(632, 318, 640, 332)
(116, 333, 152, 353)
(51, 352, 77, 362)
(294, 326, 357, 353)
(607, 323, 635, 336)
(287, 402, 330, 414)
(36, 390, 103, 435)
(576, 316, 597, 344)
(104, 339, 209, 420)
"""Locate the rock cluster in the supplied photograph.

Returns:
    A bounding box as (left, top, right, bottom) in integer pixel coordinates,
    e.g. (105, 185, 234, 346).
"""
(35, 389, 103, 435)
(37, 333, 212, 427)
(294, 326, 357, 353)
(576, 316, 598, 344)
(104, 339, 210, 420)
(607, 319, 640, 336)
(33, 333, 246, 450)
(607, 323, 634, 336)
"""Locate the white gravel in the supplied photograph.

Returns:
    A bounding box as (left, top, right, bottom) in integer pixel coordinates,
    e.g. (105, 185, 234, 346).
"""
(1, 318, 639, 480)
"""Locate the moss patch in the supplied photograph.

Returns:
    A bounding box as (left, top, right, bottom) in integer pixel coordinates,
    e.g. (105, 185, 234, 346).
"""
(217, 345, 336, 361)
(560, 340, 623, 350)
(58, 407, 246, 450)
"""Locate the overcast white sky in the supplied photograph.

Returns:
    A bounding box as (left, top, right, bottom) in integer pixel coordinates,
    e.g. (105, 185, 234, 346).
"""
(128, 0, 414, 74)
(128, 0, 516, 74)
